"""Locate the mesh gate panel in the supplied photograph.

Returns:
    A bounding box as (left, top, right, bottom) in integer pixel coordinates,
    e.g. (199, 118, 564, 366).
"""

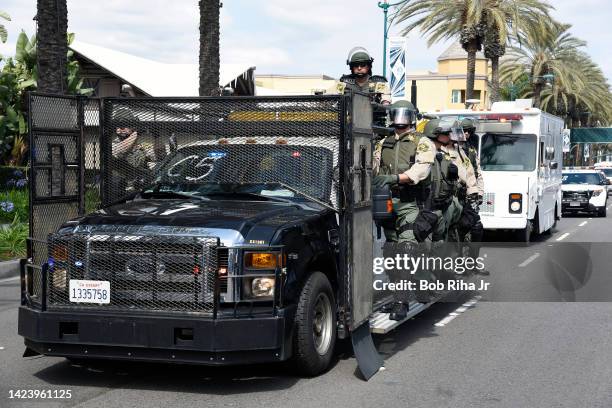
(29, 95, 83, 302)
(47, 234, 218, 313)
(102, 97, 344, 209)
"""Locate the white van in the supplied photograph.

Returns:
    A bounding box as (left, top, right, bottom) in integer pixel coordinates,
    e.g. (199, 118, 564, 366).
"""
(433, 99, 564, 242)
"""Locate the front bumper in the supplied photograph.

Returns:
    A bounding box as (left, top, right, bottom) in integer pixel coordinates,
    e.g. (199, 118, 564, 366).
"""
(480, 215, 527, 230)
(18, 305, 294, 365)
(561, 201, 602, 213)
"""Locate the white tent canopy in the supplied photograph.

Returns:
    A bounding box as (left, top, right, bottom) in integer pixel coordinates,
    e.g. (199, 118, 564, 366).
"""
(70, 41, 255, 96)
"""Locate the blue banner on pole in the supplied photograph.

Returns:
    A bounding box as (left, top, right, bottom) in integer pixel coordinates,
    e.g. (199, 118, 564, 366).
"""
(388, 37, 407, 100)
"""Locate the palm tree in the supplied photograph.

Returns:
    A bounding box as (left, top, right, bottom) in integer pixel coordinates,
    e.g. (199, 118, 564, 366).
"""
(500, 19, 586, 108)
(481, 0, 552, 102)
(396, 0, 485, 101)
(36, 0, 68, 93)
(199, 0, 221, 96)
(0, 10, 10, 43)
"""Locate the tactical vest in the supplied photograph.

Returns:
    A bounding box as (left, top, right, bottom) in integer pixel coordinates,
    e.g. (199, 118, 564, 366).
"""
(462, 144, 480, 179)
(379, 132, 420, 176)
(429, 151, 457, 211)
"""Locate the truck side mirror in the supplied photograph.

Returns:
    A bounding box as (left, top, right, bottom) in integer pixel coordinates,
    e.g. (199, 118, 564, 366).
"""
(549, 161, 558, 170)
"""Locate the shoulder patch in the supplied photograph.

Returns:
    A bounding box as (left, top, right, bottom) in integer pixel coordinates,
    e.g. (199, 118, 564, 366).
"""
(417, 143, 430, 153)
(339, 74, 356, 84)
(370, 75, 388, 83)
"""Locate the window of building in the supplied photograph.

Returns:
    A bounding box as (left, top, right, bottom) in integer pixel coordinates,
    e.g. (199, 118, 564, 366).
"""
(451, 90, 464, 104)
(452, 89, 484, 104)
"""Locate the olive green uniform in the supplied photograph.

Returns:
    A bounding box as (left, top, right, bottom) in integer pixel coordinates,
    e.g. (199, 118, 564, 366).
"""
(373, 130, 435, 243)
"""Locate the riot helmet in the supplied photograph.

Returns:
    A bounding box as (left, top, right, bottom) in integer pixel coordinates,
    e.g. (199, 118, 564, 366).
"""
(389, 100, 417, 128)
(347, 47, 373, 77)
(423, 118, 452, 145)
(442, 118, 466, 142)
(461, 117, 477, 138)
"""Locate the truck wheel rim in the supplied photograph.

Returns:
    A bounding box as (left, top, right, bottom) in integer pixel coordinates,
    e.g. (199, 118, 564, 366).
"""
(313, 293, 333, 355)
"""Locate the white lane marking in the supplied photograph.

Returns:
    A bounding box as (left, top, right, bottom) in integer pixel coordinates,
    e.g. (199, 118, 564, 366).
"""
(579, 221, 588, 227)
(0, 346, 4, 350)
(0, 276, 19, 284)
(556, 233, 570, 241)
(519, 252, 540, 267)
(435, 296, 481, 327)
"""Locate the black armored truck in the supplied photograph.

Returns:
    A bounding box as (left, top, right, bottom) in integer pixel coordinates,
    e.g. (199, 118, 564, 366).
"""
(18, 93, 442, 379)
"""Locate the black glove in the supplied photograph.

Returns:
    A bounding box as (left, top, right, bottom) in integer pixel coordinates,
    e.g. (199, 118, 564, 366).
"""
(373, 174, 399, 188)
(467, 193, 482, 211)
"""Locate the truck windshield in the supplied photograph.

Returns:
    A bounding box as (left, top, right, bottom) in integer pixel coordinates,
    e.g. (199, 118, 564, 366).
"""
(562, 173, 601, 185)
(480, 133, 537, 171)
(153, 144, 334, 203)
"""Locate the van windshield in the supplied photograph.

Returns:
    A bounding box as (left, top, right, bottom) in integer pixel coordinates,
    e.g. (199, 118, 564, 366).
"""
(480, 133, 537, 171)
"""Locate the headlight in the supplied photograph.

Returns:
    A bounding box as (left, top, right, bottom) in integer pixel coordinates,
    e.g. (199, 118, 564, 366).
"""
(252, 277, 275, 297)
(593, 189, 604, 197)
(52, 269, 67, 289)
(51, 244, 68, 262)
(242, 277, 275, 299)
(244, 252, 279, 269)
(508, 193, 522, 214)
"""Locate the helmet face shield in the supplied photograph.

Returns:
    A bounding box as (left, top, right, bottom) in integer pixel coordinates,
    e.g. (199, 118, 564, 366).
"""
(450, 125, 466, 142)
(390, 107, 416, 127)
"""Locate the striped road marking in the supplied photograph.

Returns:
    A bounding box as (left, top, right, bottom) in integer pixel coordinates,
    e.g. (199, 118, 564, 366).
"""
(579, 221, 588, 227)
(519, 253, 540, 267)
(556, 233, 570, 241)
(435, 296, 481, 327)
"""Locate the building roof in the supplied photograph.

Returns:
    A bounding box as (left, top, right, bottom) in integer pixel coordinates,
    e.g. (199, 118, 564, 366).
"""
(437, 42, 486, 61)
(70, 40, 255, 96)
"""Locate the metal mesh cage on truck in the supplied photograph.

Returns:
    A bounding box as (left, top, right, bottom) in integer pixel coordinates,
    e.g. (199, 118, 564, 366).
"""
(26, 94, 348, 312)
(101, 97, 345, 210)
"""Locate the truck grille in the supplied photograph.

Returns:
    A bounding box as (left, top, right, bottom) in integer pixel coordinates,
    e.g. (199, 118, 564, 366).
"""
(47, 234, 219, 314)
(562, 191, 591, 201)
(480, 192, 495, 214)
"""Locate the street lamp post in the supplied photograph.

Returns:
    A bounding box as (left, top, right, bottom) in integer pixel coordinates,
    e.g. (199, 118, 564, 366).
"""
(377, 0, 410, 78)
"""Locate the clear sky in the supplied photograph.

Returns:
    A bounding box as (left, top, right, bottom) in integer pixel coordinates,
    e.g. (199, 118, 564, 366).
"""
(1, 0, 610, 82)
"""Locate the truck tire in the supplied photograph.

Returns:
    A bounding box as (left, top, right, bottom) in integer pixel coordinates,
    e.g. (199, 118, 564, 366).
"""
(598, 206, 607, 217)
(291, 271, 337, 376)
(515, 219, 533, 243)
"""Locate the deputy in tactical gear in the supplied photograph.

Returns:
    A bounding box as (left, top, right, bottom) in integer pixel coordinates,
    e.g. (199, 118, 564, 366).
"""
(111, 108, 162, 193)
(457, 117, 488, 274)
(337, 47, 390, 126)
(373, 100, 434, 320)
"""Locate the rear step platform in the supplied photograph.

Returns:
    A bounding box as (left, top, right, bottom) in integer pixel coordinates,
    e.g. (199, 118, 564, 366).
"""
(370, 301, 430, 334)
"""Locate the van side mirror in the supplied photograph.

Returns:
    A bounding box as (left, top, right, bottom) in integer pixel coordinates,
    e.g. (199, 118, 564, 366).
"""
(549, 161, 558, 170)
(545, 146, 555, 160)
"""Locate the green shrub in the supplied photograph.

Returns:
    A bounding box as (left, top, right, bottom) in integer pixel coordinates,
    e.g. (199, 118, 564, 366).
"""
(0, 216, 27, 260)
(0, 166, 28, 190)
(85, 186, 101, 214)
(0, 188, 28, 223)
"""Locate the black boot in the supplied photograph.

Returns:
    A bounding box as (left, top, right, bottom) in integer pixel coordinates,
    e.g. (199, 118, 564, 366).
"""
(389, 302, 408, 321)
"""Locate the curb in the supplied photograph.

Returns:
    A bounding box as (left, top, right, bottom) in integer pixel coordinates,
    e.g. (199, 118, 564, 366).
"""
(0, 259, 20, 280)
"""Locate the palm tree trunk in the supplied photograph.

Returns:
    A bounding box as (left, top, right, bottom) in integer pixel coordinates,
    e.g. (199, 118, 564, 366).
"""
(36, 0, 68, 94)
(490, 56, 500, 103)
(533, 82, 543, 108)
(465, 41, 478, 103)
(199, 0, 221, 97)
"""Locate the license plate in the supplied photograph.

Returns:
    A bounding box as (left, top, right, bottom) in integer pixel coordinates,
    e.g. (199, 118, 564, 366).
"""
(69, 280, 110, 304)
(570, 201, 581, 207)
